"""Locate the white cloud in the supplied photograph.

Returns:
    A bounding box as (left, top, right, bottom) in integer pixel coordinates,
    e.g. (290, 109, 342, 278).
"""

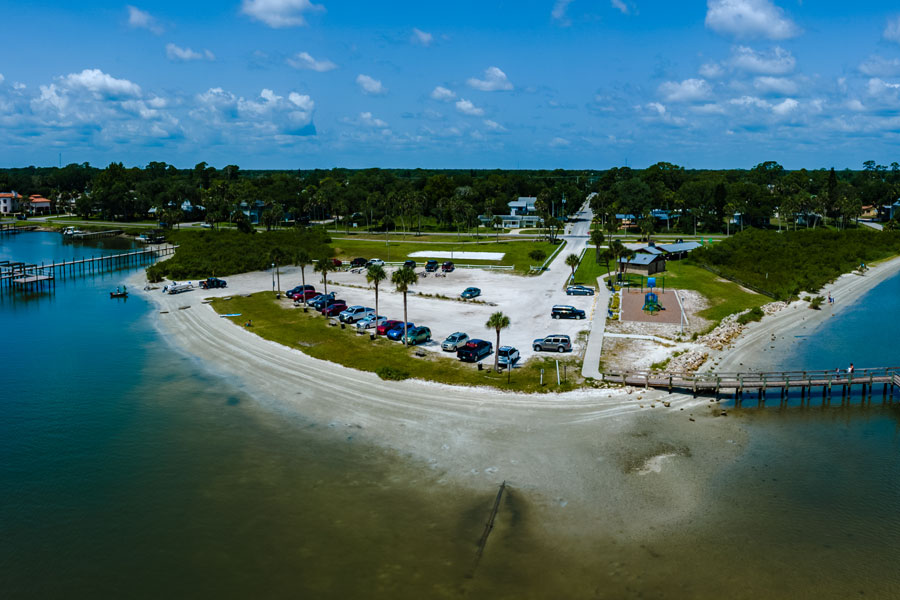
(430, 86, 456, 101)
(166, 43, 215, 62)
(0, 73, 4, 84)
(771, 98, 798, 116)
(731, 45, 795, 75)
(287, 51, 337, 72)
(753, 76, 798, 95)
(550, 137, 571, 147)
(867, 78, 900, 99)
(62, 69, 141, 98)
(241, 0, 325, 28)
(611, 0, 629, 15)
(197, 88, 316, 135)
(455, 99, 484, 116)
(885, 16, 900, 44)
(705, 0, 800, 40)
(552, 0, 574, 25)
(356, 74, 386, 95)
(483, 119, 505, 131)
(467, 66, 513, 91)
(859, 55, 900, 77)
(411, 28, 433, 46)
(641, 102, 687, 125)
(659, 78, 712, 102)
(359, 111, 388, 128)
(127, 6, 163, 34)
(699, 62, 725, 78)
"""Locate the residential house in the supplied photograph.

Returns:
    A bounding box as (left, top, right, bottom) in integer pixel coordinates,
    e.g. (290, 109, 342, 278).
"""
(28, 195, 51, 215)
(480, 196, 543, 228)
(879, 199, 900, 222)
(0, 191, 20, 215)
(240, 200, 267, 225)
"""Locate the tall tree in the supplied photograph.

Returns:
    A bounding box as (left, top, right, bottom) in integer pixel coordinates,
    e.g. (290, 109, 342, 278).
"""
(314, 257, 337, 297)
(293, 250, 312, 303)
(366, 264, 387, 322)
(565, 253, 580, 282)
(485, 311, 510, 372)
(268, 247, 287, 295)
(391, 266, 419, 345)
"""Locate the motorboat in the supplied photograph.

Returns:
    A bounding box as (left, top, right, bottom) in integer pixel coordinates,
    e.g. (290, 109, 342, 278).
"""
(62, 226, 86, 236)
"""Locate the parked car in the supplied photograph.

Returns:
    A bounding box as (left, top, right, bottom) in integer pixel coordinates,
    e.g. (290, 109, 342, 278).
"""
(424, 260, 439, 272)
(551, 305, 586, 319)
(287, 284, 315, 298)
(199, 277, 227, 289)
(377, 319, 403, 336)
(339, 305, 375, 323)
(566, 285, 595, 296)
(321, 300, 348, 317)
(367, 258, 385, 267)
(404, 326, 432, 345)
(308, 292, 336, 310)
(442, 261, 455, 272)
(355, 314, 387, 330)
(291, 289, 319, 302)
(497, 346, 520, 366)
(403, 260, 416, 269)
(351, 257, 368, 268)
(441, 332, 470, 352)
(457, 339, 492, 362)
(532, 334, 572, 353)
(386, 322, 415, 341)
(331, 258, 343, 267)
(460, 287, 481, 299)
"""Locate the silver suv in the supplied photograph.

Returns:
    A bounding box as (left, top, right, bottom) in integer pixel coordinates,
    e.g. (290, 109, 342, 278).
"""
(532, 334, 572, 353)
(441, 332, 470, 352)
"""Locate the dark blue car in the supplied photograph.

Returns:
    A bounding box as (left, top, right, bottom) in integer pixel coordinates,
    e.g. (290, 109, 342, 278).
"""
(386, 322, 414, 341)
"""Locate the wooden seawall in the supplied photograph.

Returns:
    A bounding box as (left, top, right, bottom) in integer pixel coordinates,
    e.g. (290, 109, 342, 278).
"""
(603, 367, 900, 406)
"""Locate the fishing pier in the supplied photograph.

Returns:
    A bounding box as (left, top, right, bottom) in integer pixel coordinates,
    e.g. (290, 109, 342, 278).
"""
(604, 367, 900, 407)
(0, 246, 175, 293)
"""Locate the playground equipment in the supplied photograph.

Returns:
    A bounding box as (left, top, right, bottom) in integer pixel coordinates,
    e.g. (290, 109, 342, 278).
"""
(642, 291, 663, 314)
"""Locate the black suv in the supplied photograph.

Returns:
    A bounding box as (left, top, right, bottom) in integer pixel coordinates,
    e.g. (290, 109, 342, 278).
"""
(457, 339, 493, 362)
(442, 261, 455, 272)
(424, 260, 439, 272)
(403, 260, 416, 269)
(199, 277, 227, 289)
(351, 257, 367, 268)
(551, 305, 586, 319)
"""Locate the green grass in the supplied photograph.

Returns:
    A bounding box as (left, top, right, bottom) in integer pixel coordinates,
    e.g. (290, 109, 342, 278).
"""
(331, 238, 558, 275)
(663, 261, 768, 323)
(572, 252, 612, 286)
(210, 294, 583, 393)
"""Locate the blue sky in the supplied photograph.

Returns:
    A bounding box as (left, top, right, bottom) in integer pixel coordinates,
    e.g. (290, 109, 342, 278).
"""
(3, 1, 900, 170)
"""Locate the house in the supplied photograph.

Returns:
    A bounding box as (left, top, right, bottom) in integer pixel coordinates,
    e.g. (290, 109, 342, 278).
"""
(29, 195, 51, 215)
(879, 199, 900, 222)
(656, 241, 702, 260)
(618, 253, 666, 275)
(635, 244, 665, 256)
(860, 205, 879, 220)
(479, 196, 544, 228)
(240, 200, 267, 225)
(0, 191, 20, 215)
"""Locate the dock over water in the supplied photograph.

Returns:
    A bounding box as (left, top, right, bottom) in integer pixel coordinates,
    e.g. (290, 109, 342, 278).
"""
(603, 367, 900, 406)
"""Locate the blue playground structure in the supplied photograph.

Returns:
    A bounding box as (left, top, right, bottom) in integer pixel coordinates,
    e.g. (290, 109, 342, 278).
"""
(641, 277, 664, 314)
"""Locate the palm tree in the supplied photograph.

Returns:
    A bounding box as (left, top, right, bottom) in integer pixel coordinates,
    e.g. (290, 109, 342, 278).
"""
(492, 215, 503, 241)
(603, 218, 619, 246)
(391, 266, 418, 345)
(366, 263, 387, 321)
(598, 248, 613, 278)
(268, 247, 287, 296)
(565, 253, 580, 283)
(608, 239, 628, 282)
(485, 311, 510, 372)
(314, 257, 336, 297)
(590, 229, 605, 263)
(293, 249, 312, 303)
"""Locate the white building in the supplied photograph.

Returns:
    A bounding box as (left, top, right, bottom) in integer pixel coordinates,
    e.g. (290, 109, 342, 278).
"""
(0, 191, 21, 215)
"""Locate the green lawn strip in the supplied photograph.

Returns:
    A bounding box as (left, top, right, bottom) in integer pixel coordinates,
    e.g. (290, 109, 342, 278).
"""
(332, 239, 557, 275)
(663, 261, 768, 323)
(210, 294, 582, 393)
(572, 253, 612, 287)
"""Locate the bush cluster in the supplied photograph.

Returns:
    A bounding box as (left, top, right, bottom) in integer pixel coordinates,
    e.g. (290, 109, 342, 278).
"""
(736, 306, 765, 324)
(690, 228, 900, 300)
(146, 229, 331, 281)
(375, 366, 410, 381)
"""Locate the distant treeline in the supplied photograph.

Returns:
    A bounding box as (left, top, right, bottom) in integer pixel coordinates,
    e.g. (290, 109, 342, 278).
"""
(2, 160, 899, 233)
(689, 228, 900, 300)
(145, 229, 332, 282)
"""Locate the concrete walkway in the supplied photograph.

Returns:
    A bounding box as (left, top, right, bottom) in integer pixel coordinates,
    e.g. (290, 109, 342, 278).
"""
(580, 276, 610, 380)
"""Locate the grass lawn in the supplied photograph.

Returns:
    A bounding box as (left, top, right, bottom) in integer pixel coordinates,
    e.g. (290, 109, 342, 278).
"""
(331, 238, 559, 275)
(663, 261, 768, 323)
(572, 252, 613, 286)
(210, 294, 583, 393)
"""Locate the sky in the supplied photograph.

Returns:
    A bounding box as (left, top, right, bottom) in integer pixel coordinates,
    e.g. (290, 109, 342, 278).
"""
(3, 1, 900, 170)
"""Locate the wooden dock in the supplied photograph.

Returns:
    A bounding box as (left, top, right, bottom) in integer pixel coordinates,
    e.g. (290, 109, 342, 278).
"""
(0, 223, 38, 234)
(0, 245, 175, 293)
(65, 229, 124, 240)
(603, 367, 900, 407)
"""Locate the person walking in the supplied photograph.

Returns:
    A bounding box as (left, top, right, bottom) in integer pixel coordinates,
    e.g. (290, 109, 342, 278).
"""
(848, 363, 855, 374)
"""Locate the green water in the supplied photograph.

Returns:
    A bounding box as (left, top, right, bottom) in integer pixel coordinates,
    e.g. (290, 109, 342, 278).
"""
(2, 232, 900, 598)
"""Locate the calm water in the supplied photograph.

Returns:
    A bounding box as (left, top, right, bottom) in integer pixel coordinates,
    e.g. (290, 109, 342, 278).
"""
(2, 232, 900, 599)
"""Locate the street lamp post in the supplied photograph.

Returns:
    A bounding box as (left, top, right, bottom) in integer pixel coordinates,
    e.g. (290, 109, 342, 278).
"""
(271, 262, 275, 294)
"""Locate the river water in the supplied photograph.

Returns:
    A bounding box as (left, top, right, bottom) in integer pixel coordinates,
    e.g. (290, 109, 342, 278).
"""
(1, 232, 899, 599)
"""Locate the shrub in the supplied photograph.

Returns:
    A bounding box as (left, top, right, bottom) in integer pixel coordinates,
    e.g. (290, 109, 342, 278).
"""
(736, 306, 765, 324)
(529, 249, 547, 262)
(809, 296, 825, 310)
(375, 366, 410, 381)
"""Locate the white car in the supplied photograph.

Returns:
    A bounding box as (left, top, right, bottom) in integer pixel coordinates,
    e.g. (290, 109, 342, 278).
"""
(367, 258, 384, 267)
(441, 332, 470, 352)
(497, 346, 520, 366)
(355, 314, 386, 330)
(338, 305, 374, 323)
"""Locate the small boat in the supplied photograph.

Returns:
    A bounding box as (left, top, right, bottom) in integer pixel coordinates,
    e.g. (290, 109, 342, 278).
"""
(110, 291, 128, 298)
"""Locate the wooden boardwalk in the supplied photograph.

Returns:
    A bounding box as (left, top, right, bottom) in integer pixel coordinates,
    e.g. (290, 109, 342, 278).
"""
(0, 246, 175, 293)
(603, 367, 900, 406)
